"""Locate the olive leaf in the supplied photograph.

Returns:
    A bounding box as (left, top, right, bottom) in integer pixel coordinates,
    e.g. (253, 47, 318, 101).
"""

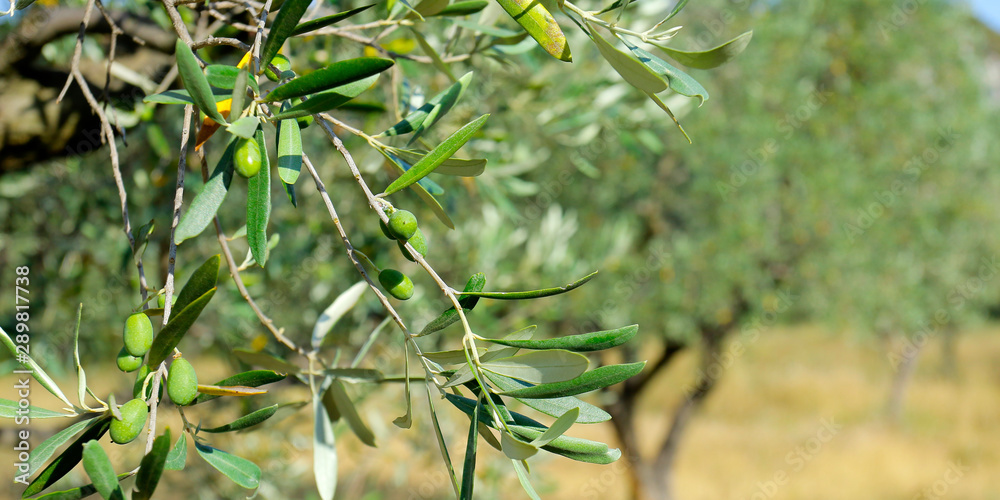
(479, 324, 637, 352)
(133, 429, 171, 500)
(259, 0, 312, 72)
(247, 128, 272, 267)
(292, 4, 377, 36)
(655, 30, 753, 69)
(175, 138, 238, 243)
(195, 443, 261, 489)
(495, 0, 571, 61)
(264, 58, 394, 102)
(383, 114, 489, 195)
(268, 74, 380, 121)
(175, 40, 227, 124)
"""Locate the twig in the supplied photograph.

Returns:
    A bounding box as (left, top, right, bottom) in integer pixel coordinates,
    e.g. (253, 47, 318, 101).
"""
(163, 105, 194, 324)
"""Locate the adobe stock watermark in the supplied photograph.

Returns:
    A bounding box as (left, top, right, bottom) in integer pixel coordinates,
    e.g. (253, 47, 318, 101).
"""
(889, 255, 998, 370)
(679, 289, 796, 399)
(743, 417, 842, 500)
(717, 89, 832, 198)
(911, 461, 970, 500)
(879, 0, 932, 40)
(842, 127, 959, 243)
(573, 242, 670, 335)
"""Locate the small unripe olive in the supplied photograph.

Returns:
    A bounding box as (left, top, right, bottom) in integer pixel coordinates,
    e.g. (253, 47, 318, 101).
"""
(156, 294, 175, 309)
(387, 210, 418, 241)
(122, 312, 153, 357)
(167, 357, 199, 406)
(234, 138, 262, 178)
(379, 269, 414, 300)
(133, 364, 163, 400)
(379, 218, 395, 240)
(110, 399, 148, 444)
(265, 54, 292, 82)
(398, 227, 428, 262)
(116, 346, 143, 373)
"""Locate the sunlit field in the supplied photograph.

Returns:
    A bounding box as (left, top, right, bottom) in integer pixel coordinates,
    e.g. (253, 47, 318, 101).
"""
(4, 325, 997, 500)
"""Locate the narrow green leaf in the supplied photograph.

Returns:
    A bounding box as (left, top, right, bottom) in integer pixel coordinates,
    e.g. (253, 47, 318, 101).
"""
(247, 128, 271, 267)
(498, 361, 646, 399)
(260, 0, 312, 72)
(620, 37, 709, 104)
(540, 446, 622, 464)
(483, 372, 610, 423)
(131, 220, 155, 260)
(480, 324, 637, 352)
(175, 39, 227, 124)
(312, 281, 368, 350)
(644, 89, 691, 143)
(423, 349, 486, 365)
(512, 460, 542, 500)
(194, 370, 287, 404)
(174, 137, 238, 243)
(459, 270, 596, 300)
(292, 4, 377, 36)
(482, 350, 589, 384)
(164, 434, 187, 471)
(313, 389, 338, 500)
(226, 116, 260, 140)
(232, 350, 300, 374)
(0, 399, 70, 419)
(587, 24, 666, 94)
(380, 71, 472, 139)
(264, 58, 394, 102)
(384, 114, 488, 195)
(410, 177, 455, 228)
(81, 441, 124, 500)
(146, 288, 216, 367)
(195, 443, 261, 489)
(281, 178, 297, 207)
(432, 0, 488, 17)
(501, 432, 537, 460)
(409, 0, 449, 16)
(386, 147, 487, 176)
(444, 327, 534, 387)
(143, 88, 231, 105)
(655, 30, 752, 69)
(133, 429, 171, 500)
(205, 64, 260, 93)
(425, 384, 461, 497)
(230, 68, 251, 117)
(269, 74, 379, 120)
(14, 0, 36, 10)
(507, 425, 609, 456)
(27, 419, 94, 476)
(201, 404, 280, 433)
(495, 0, 571, 61)
(174, 253, 222, 309)
(460, 397, 481, 500)
(23, 417, 111, 498)
(380, 149, 446, 195)
(277, 110, 303, 186)
(326, 380, 376, 447)
(529, 408, 578, 448)
(0, 327, 73, 409)
(409, 27, 456, 81)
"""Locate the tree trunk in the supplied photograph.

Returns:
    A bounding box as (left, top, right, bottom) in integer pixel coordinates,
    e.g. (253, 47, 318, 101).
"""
(940, 328, 958, 378)
(887, 337, 923, 422)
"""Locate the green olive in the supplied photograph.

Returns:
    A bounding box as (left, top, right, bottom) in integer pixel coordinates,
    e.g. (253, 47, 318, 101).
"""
(379, 269, 414, 300)
(110, 399, 149, 444)
(234, 138, 262, 178)
(122, 312, 153, 357)
(379, 218, 396, 240)
(167, 357, 199, 406)
(265, 54, 293, 82)
(133, 364, 163, 400)
(398, 227, 428, 262)
(387, 210, 418, 241)
(157, 294, 165, 309)
(116, 346, 143, 373)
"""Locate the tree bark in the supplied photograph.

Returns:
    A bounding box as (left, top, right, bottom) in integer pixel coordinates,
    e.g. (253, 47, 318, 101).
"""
(887, 337, 923, 422)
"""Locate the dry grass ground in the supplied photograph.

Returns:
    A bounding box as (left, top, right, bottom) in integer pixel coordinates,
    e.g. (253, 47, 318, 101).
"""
(2, 325, 999, 499)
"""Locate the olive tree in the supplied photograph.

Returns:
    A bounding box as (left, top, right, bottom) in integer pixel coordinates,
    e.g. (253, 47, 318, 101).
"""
(1, 0, 747, 498)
